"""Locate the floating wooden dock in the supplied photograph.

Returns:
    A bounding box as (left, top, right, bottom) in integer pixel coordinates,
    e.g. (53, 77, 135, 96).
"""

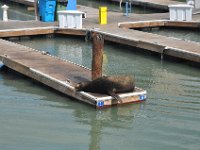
(0, 39, 147, 108)
(0, 20, 200, 63)
(0, 3, 200, 108)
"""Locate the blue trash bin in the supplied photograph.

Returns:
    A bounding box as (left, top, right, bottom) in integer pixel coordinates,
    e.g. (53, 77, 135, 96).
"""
(39, 0, 56, 22)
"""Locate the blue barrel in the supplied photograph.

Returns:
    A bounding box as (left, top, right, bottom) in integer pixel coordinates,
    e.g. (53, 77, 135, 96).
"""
(39, 0, 56, 22)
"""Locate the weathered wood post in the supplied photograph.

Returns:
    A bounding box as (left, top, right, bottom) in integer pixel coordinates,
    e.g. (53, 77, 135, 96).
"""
(92, 32, 104, 80)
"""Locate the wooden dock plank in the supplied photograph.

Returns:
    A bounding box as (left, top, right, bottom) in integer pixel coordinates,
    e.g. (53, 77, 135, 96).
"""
(0, 39, 91, 84)
(0, 39, 146, 108)
(98, 27, 200, 62)
(1, 17, 200, 63)
(0, 21, 55, 37)
(77, 5, 200, 63)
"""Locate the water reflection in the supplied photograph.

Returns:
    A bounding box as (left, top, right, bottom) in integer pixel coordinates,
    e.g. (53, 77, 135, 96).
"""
(15, 36, 92, 67)
(57, 43, 83, 65)
(142, 27, 200, 43)
(0, 66, 145, 150)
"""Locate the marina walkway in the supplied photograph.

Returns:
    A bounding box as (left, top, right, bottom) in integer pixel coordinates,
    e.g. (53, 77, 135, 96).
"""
(0, 21, 55, 37)
(0, 38, 146, 108)
(79, 5, 200, 63)
(0, 0, 199, 108)
(0, 5, 200, 63)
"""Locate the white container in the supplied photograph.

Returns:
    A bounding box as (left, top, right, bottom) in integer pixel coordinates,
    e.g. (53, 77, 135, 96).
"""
(57, 10, 84, 29)
(168, 4, 193, 21)
(187, 0, 200, 9)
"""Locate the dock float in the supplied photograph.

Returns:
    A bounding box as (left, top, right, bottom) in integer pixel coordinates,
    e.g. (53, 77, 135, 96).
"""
(0, 39, 147, 108)
(0, 20, 200, 63)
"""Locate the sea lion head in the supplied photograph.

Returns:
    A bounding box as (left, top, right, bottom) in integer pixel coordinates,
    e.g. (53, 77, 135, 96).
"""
(75, 81, 90, 91)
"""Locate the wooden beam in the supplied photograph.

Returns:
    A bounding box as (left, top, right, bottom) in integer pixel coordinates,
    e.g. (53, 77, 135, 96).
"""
(0, 39, 147, 108)
(92, 32, 104, 80)
(0, 28, 54, 37)
(54, 28, 86, 36)
(119, 21, 165, 29)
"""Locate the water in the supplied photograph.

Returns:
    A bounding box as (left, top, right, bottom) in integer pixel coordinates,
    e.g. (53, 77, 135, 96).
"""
(141, 27, 200, 43)
(0, 0, 199, 149)
(0, 36, 200, 150)
(77, 0, 166, 14)
(0, 1, 34, 21)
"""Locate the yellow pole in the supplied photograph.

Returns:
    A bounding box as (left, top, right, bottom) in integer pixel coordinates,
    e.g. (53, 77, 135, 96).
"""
(99, 7, 107, 25)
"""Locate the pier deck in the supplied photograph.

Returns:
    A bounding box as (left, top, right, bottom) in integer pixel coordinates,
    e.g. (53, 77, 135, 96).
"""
(0, 21, 55, 37)
(81, 6, 200, 63)
(0, 10, 200, 63)
(0, 2, 199, 108)
(0, 39, 146, 108)
(97, 26, 200, 63)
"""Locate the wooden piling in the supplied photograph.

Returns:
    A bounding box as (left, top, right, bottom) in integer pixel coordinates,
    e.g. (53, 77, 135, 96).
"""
(92, 32, 104, 80)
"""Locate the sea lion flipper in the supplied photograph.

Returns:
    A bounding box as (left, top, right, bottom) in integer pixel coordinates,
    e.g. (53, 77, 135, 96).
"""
(107, 90, 122, 103)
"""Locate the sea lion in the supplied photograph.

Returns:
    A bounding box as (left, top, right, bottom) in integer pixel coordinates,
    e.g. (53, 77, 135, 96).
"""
(75, 75, 135, 102)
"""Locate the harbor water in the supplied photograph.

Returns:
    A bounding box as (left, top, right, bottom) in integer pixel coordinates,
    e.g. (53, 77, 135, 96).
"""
(141, 27, 200, 43)
(0, 35, 200, 150)
(0, 0, 200, 150)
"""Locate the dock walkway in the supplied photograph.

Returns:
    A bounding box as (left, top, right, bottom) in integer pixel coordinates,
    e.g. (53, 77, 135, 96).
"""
(0, 1, 199, 108)
(0, 21, 55, 37)
(80, 6, 200, 63)
(0, 7, 200, 63)
(0, 39, 146, 108)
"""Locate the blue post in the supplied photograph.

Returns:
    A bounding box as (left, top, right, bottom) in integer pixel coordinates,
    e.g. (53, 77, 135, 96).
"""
(67, 0, 77, 10)
(129, 2, 132, 13)
(125, 2, 128, 16)
(124, 1, 132, 16)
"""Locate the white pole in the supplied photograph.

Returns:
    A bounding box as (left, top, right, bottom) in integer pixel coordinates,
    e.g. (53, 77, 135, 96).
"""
(34, 0, 39, 21)
(194, 0, 200, 9)
(1, 5, 9, 21)
(187, 0, 200, 9)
